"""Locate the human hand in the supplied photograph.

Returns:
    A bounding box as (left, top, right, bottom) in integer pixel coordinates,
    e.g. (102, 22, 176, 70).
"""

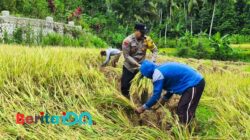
(135, 106, 145, 114)
(137, 63, 141, 68)
(136, 63, 141, 68)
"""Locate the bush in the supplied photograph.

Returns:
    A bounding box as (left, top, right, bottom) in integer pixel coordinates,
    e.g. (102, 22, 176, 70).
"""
(35, 29, 43, 45)
(40, 32, 108, 48)
(77, 35, 92, 47)
(42, 33, 63, 46)
(177, 43, 212, 59)
(229, 34, 250, 44)
(210, 33, 241, 61)
(100, 31, 125, 48)
(62, 35, 78, 46)
(176, 32, 194, 57)
(24, 26, 34, 45)
(177, 32, 212, 59)
(13, 28, 23, 44)
(12, 26, 34, 45)
(3, 31, 11, 44)
(155, 38, 177, 48)
(98, 25, 127, 48)
(90, 35, 108, 48)
(194, 42, 213, 59)
(42, 34, 80, 47)
(240, 28, 250, 35)
(176, 32, 243, 60)
(177, 46, 193, 57)
(64, 26, 82, 39)
(193, 35, 213, 59)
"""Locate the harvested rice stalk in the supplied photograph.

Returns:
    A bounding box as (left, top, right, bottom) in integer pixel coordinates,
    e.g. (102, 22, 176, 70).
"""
(115, 92, 137, 109)
(130, 73, 153, 105)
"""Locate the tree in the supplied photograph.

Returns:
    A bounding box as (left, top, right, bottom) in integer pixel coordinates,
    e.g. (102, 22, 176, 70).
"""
(235, 0, 250, 34)
(164, 0, 178, 44)
(208, 0, 216, 38)
(183, 0, 188, 31)
(187, 0, 199, 35)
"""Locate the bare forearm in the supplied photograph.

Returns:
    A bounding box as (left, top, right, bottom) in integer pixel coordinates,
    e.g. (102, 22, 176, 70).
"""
(126, 56, 140, 66)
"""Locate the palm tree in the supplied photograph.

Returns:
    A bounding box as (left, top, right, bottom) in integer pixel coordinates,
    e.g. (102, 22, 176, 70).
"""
(159, 8, 163, 38)
(187, 0, 198, 35)
(173, 22, 183, 46)
(105, 0, 112, 13)
(207, 0, 236, 38)
(164, 0, 178, 44)
(183, 0, 188, 31)
(208, 0, 216, 38)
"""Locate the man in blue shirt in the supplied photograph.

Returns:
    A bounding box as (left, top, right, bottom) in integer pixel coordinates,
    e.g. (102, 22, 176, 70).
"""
(135, 60, 205, 124)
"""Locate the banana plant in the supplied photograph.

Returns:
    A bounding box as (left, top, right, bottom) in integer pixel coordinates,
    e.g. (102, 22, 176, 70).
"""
(210, 32, 233, 60)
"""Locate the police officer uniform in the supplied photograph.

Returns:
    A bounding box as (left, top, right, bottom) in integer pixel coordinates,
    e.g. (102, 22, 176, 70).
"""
(121, 24, 158, 98)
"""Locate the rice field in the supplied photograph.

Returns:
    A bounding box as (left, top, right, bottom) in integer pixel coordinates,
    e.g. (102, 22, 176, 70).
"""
(159, 44, 250, 61)
(0, 44, 249, 139)
(231, 44, 250, 49)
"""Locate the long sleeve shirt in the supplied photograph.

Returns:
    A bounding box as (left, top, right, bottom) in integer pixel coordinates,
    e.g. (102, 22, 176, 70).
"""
(101, 48, 121, 66)
(122, 34, 157, 72)
(140, 61, 203, 109)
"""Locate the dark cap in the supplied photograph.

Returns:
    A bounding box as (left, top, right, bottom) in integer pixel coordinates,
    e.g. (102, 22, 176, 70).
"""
(134, 23, 147, 32)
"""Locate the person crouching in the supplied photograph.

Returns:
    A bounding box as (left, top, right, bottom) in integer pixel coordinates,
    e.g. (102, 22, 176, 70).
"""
(135, 60, 205, 125)
(100, 48, 121, 67)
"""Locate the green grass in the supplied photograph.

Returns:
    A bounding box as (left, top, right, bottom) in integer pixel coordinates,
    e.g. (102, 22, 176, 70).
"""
(0, 44, 249, 139)
(158, 48, 177, 56)
(244, 65, 250, 72)
(232, 44, 250, 62)
(195, 105, 217, 137)
(159, 44, 250, 61)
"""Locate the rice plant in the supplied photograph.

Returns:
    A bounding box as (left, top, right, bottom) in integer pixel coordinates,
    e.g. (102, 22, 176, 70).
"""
(0, 44, 249, 139)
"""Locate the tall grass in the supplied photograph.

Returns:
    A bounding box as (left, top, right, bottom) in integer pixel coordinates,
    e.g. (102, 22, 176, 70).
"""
(0, 44, 249, 139)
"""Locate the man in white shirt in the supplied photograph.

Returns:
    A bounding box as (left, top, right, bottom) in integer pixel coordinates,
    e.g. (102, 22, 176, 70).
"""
(100, 48, 121, 67)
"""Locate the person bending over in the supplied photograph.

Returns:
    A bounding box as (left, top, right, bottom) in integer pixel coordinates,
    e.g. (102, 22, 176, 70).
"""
(136, 60, 205, 125)
(100, 48, 121, 67)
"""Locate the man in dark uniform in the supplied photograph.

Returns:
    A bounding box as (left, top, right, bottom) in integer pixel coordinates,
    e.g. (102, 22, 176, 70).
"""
(121, 23, 158, 98)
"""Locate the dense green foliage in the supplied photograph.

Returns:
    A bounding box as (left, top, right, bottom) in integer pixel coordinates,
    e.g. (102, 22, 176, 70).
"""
(0, 0, 249, 60)
(1, 0, 249, 43)
(176, 32, 245, 61)
(2, 27, 108, 48)
(229, 34, 250, 44)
